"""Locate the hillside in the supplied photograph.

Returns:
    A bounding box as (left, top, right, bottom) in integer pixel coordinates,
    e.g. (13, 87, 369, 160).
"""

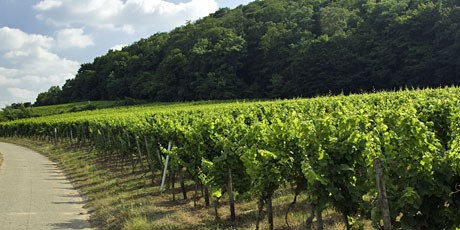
(36, 0, 460, 105)
(0, 98, 257, 121)
(3, 86, 460, 229)
(0, 100, 129, 122)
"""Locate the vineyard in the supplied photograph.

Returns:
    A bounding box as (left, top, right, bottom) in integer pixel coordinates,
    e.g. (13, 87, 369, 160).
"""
(1, 87, 460, 229)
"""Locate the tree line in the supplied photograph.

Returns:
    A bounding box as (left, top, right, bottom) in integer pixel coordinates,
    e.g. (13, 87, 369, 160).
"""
(36, 0, 460, 105)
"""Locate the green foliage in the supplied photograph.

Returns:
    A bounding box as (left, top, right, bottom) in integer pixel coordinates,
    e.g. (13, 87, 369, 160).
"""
(4, 87, 460, 229)
(35, 86, 62, 106)
(1, 104, 33, 121)
(34, 0, 460, 105)
(1, 101, 126, 122)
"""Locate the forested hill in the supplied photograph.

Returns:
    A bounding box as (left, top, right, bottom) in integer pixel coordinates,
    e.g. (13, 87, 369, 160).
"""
(36, 0, 460, 105)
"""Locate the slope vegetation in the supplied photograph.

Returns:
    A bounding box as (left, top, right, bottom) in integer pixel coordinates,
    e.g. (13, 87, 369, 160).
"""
(3, 87, 460, 229)
(36, 0, 460, 105)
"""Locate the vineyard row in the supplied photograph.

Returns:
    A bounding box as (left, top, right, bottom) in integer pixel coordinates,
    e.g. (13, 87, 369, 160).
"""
(1, 87, 460, 229)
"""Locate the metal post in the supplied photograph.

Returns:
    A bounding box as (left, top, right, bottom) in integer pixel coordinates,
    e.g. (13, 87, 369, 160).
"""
(160, 141, 172, 191)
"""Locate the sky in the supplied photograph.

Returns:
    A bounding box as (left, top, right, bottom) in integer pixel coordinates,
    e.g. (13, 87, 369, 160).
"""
(0, 0, 254, 108)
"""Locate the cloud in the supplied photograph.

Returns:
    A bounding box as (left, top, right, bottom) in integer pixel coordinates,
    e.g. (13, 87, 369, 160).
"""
(0, 69, 21, 86)
(34, 0, 63, 10)
(0, 67, 21, 86)
(33, 0, 218, 34)
(0, 67, 19, 76)
(0, 76, 21, 86)
(0, 27, 80, 105)
(4, 46, 79, 77)
(0, 27, 53, 50)
(7, 88, 37, 101)
(110, 44, 128, 51)
(57, 28, 94, 49)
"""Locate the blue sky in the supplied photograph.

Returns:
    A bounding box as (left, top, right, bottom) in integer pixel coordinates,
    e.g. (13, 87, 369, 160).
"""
(0, 0, 254, 107)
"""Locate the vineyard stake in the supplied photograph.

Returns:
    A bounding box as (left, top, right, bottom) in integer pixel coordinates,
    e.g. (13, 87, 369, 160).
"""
(160, 141, 172, 191)
(135, 138, 145, 169)
(54, 127, 57, 144)
(374, 158, 392, 230)
(143, 137, 154, 171)
(227, 167, 235, 222)
(70, 129, 73, 144)
(156, 149, 163, 168)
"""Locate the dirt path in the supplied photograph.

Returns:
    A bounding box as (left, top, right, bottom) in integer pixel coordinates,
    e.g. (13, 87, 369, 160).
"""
(0, 142, 91, 230)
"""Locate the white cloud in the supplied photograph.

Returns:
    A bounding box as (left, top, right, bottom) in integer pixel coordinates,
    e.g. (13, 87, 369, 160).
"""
(110, 44, 128, 51)
(33, 0, 218, 34)
(0, 27, 54, 50)
(7, 88, 37, 101)
(57, 28, 94, 49)
(0, 67, 19, 76)
(0, 67, 20, 86)
(121, 24, 135, 34)
(0, 27, 80, 105)
(0, 75, 21, 86)
(4, 46, 79, 77)
(4, 50, 29, 58)
(34, 0, 63, 10)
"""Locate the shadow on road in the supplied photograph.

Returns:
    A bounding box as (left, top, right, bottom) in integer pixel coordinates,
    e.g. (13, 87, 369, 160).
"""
(51, 219, 91, 229)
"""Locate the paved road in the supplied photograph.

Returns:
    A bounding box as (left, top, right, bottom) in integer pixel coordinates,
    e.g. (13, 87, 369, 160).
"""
(0, 142, 91, 230)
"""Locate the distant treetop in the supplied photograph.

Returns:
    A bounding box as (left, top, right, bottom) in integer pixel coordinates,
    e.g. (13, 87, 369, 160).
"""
(36, 0, 460, 105)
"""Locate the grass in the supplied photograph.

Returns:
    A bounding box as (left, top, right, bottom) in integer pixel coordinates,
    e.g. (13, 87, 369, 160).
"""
(0, 99, 150, 122)
(29, 101, 121, 115)
(26, 100, 130, 117)
(0, 98, 266, 122)
(0, 101, 122, 122)
(0, 137, 373, 230)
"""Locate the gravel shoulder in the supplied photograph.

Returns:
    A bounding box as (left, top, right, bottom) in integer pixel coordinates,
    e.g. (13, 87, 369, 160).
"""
(0, 142, 91, 230)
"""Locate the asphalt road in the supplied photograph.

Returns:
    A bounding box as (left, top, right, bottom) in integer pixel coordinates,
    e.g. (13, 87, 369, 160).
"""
(0, 142, 91, 230)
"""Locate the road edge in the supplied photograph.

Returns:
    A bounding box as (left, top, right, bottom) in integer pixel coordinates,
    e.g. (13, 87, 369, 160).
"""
(0, 138, 93, 227)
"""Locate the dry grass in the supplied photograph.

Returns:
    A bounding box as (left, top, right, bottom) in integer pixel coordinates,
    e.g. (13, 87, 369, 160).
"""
(0, 137, 374, 230)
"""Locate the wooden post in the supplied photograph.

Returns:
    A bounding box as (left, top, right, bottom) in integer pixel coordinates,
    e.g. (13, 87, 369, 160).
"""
(227, 167, 235, 222)
(214, 197, 220, 221)
(135, 138, 145, 169)
(171, 170, 176, 202)
(317, 209, 323, 230)
(144, 137, 156, 183)
(374, 158, 392, 230)
(178, 164, 187, 200)
(256, 195, 265, 230)
(194, 178, 198, 208)
(305, 204, 316, 230)
(204, 186, 210, 206)
(126, 132, 131, 148)
(267, 194, 274, 230)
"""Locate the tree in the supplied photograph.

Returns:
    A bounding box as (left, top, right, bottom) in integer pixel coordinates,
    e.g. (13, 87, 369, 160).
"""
(1, 104, 32, 120)
(33, 0, 460, 104)
(35, 86, 62, 106)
